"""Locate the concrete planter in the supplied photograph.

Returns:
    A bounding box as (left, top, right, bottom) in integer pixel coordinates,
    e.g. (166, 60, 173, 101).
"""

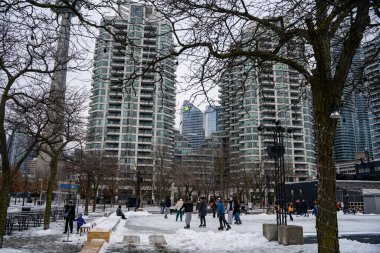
(263, 223, 278, 241)
(278, 225, 304, 246)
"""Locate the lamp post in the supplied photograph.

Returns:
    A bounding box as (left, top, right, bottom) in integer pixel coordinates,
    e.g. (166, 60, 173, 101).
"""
(258, 120, 292, 226)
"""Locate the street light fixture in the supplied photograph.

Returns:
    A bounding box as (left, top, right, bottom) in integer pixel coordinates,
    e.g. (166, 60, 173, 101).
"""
(258, 120, 292, 226)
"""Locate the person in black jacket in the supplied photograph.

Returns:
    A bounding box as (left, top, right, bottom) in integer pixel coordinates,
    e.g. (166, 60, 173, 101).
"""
(63, 200, 76, 234)
(164, 196, 172, 219)
(198, 197, 207, 227)
(180, 198, 193, 229)
(233, 199, 242, 225)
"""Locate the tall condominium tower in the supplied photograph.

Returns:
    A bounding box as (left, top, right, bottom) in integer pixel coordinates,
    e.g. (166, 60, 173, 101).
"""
(180, 100, 205, 151)
(219, 25, 316, 182)
(204, 105, 221, 138)
(333, 46, 372, 162)
(364, 39, 380, 161)
(86, 3, 176, 197)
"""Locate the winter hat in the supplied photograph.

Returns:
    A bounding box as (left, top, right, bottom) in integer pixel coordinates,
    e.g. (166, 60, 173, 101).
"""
(217, 198, 221, 201)
(180, 199, 183, 201)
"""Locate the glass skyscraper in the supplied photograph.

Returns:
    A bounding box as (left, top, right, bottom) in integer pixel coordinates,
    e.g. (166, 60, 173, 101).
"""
(180, 100, 205, 151)
(364, 39, 380, 161)
(204, 105, 221, 138)
(333, 47, 369, 162)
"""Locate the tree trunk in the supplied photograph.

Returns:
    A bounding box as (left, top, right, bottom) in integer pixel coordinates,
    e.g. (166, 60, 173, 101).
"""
(92, 185, 97, 212)
(84, 176, 91, 215)
(312, 79, 340, 252)
(43, 156, 58, 230)
(0, 164, 11, 248)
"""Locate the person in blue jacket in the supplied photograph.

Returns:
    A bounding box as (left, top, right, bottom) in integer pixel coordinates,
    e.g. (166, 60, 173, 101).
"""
(74, 213, 86, 234)
(216, 198, 231, 230)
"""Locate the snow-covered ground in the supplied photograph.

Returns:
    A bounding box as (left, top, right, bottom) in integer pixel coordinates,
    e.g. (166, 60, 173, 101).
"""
(106, 210, 380, 253)
(1, 206, 380, 253)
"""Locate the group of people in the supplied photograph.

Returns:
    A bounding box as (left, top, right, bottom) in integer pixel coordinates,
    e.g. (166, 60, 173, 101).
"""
(63, 201, 128, 234)
(63, 200, 85, 234)
(170, 196, 242, 230)
(281, 200, 318, 222)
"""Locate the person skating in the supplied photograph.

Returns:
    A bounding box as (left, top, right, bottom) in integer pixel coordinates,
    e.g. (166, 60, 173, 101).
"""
(211, 200, 217, 218)
(164, 196, 171, 219)
(180, 198, 193, 229)
(160, 199, 165, 214)
(74, 213, 86, 234)
(63, 200, 75, 234)
(116, 205, 127, 219)
(217, 198, 230, 230)
(301, 199, 308, 216)
(233, 199, 242, 225)
(288, 202, 294, 221)
(175, 198, 184, 221)
(227, 197, 234, 224)
(198, 197, 207, 227)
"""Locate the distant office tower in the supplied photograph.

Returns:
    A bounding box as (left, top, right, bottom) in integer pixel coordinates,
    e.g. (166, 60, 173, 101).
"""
(364, 39, 380, 160)
(219, 24, 316, 182)
(180, 101, 205, 151)
(8, 132, 36, 173)
(86, 3, 176, 195)
(173, 129, 192, 163)
(204, 105, 221, 138)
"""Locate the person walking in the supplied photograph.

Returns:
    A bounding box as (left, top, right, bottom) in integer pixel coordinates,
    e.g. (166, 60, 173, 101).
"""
(74, 213, 86, 234)
(301, 199, 308, 216)
(217, 198, 231, 231)
(198, 197, 207, 227)
(211, 200, 217, 218)
(116, 205, 127, 219)
(288, 202, 294, 221)
(227, 197, 234, 224)
(160, 199, 165, 214)
(174, 198, 184, 221)
(164, 196, 172, 219)
(63, 200, 75, 234)
(233, 199, 242, 225)
(180, 198, 193, 229)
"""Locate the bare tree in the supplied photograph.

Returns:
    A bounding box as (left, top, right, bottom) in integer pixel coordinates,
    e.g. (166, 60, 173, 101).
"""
(37, 88, 87, 229)
(153, 146, 174, 204)
(140, 1, 380, 251)
(77, 150, 119, 213)
(174, 161, 196, 200)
